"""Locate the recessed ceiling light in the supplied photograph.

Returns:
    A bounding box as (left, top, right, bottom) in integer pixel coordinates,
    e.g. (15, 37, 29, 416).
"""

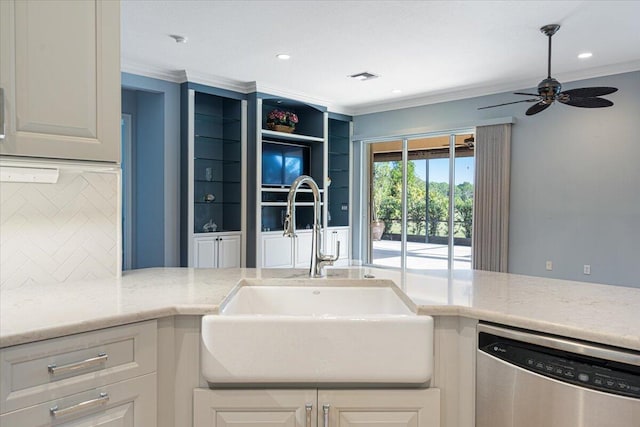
(276, 53, 291, 60)
(391, 89, 402, 94)
(578, 52, 593, 59)
(169, 34, 188, 44)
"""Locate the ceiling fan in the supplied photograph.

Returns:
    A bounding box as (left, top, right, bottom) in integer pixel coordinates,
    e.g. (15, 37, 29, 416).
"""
(478, 24, 618, 116)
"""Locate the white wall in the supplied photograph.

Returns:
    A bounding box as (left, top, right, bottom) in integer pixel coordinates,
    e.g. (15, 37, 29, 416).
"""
(353, 71, 640, 287)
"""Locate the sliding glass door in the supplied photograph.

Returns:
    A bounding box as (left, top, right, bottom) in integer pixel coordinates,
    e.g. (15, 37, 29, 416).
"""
(368, 132, 474, 271)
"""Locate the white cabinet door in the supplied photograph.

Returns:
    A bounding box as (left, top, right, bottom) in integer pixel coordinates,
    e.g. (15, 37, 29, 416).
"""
(218, 234, 241, 268)
(294, 232, 314, 268)
(1, 321, 157, 414)
(262, 234, 294, 268)
(194, 388, 317, 427)
(0, 0, 120, 162)
(0, 373, 156, 426)
(193, 388, 439, 427)
(318, 389, 440, 427)
(194, 238, 217, 268)
(194, 234, 241, 268)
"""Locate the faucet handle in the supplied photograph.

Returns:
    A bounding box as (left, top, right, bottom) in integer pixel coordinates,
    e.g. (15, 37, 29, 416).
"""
(330, 241, 340, 261)
(319, 241, 340, 263)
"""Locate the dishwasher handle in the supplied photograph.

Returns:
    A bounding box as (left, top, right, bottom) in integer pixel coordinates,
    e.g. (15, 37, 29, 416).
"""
(478, 323, 640, 367)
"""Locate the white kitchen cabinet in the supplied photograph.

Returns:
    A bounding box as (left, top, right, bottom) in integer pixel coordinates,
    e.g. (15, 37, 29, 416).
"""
(194, 388, 440, 427)
(262, 229, 340, 268)
(194, 233, 241, 268)
(262, 230, 328, 269)
(0, 373, 156, 426)
(262, 232, 294, 268)
(0, 0, 120, 162)
(318, 389, 440, 427)
(0, 321, 157, 426)
(294, 231, 314, 268)
(194, 389, 318, 427)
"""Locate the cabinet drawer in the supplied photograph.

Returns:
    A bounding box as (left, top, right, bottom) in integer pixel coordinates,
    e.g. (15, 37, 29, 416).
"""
(0, 320, 157, 414)
(0, 372, 156, 426)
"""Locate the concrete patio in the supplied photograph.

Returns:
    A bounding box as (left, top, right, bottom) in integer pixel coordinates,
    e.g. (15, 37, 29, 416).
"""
(372, 240, 472, 270)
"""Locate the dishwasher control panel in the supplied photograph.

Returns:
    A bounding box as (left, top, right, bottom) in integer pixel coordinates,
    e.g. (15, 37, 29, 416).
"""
(479, 331, 640, 399)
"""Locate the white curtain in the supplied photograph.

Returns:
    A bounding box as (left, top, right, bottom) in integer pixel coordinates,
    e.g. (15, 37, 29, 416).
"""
(472, 124, 511, 272)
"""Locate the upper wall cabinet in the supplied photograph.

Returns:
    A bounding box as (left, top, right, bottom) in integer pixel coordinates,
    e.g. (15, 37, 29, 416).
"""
(0, 0, 121, 162)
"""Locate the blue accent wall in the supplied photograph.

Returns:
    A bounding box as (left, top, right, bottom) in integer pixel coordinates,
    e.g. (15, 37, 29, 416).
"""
(121, 73, 181, 268)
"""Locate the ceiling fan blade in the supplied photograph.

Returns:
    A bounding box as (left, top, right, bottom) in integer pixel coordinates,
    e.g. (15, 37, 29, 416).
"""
(478, 98, 539, 110)
(560, 97, 614, 108)
(526, 102, 552, 116)
(560, 87, 618, 98)
(513, 92, 540, 97)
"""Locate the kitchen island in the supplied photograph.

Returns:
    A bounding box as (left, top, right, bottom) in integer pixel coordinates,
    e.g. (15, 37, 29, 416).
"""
(1, 267, 638, 426)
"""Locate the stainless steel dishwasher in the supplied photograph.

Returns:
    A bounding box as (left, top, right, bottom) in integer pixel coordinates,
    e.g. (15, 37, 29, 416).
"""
(476, 323, 640, 427)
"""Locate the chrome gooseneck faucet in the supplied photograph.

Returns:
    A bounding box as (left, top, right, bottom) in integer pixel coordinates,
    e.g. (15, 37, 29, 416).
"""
(283, 175, 339, 277)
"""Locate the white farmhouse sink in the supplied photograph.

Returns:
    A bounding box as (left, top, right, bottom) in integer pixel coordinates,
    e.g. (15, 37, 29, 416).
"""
(201, 280, 433, 385)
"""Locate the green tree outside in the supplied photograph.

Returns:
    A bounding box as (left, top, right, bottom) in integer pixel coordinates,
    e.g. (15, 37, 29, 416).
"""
(373, 160, 473, 239)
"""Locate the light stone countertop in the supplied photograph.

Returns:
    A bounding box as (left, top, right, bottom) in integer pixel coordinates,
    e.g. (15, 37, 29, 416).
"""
(1, 267, 639, 351)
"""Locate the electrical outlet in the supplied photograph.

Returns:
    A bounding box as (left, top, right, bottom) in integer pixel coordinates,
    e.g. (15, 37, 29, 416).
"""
(545, 261, 553, 271)
(584, 264, 591, 275)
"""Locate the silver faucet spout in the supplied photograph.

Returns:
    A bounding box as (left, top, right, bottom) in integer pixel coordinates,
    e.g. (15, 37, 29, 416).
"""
(284, 175, 339, 277)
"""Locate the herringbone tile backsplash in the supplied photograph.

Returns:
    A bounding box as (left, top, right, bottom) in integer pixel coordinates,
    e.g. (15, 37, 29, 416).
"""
(0, 169, 120, 289)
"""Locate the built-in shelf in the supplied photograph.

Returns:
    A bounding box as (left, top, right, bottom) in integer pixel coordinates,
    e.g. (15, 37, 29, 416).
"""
(194, 112, 241, 125)
(261, 129, 324, 143)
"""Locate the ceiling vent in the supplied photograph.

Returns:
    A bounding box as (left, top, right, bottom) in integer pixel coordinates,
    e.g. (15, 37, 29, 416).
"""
(349, 71, 379, 81)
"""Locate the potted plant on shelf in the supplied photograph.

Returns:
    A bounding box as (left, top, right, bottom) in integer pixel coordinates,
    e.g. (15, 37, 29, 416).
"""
(267, 109, 298, 133)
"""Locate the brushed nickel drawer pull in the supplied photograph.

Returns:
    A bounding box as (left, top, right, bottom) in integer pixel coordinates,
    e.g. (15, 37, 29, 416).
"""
(305, 403, 312, 427)
(50, 392, 109, 417)
(0, 87, 5, 140)
(323, 404, 330, 427)
(48, 352, 108, 376)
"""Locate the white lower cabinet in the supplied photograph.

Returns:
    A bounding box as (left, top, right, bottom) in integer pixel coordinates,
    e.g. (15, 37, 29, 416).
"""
(262, 231, 314, 269)
(262, 229, 346, 269)
(0, 373, 156, 426)
(194, 233, 242, 268)
(193, 388, 440, 427)
(0, 321, 158, 426)
(294, 232, 314, 268)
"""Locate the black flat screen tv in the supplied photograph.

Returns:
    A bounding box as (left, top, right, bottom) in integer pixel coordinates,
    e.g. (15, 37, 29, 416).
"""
(262, 141, 310, 187)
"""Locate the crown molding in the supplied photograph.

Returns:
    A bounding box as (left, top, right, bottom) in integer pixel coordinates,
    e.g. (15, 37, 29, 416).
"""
(348, 60, 640, 116)
(121, 58, 185, 83)
(121, 58, 639, 117)
(119, 60, 353, 114)
(250, 82, 352, 116)
(181, 70, 253, 94)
